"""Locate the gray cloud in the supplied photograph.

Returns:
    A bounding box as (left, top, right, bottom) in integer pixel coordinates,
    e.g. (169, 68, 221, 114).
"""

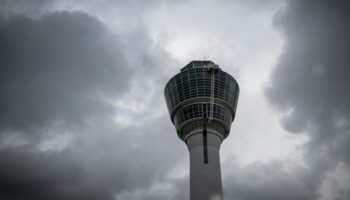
(266, 0, 350, 199)
(0, 147, 105, 200)
(224, 161, 315, 200)
(0, 11, 132, 200)
(0, 9, 187, 200)
(0, 115, 186, 200)
(267, 0, 350, 163)
(0, 0, 55, 17)
(0, 12, 131, 135)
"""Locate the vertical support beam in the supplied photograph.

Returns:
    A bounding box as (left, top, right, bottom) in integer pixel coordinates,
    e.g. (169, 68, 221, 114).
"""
(203, 122, 208, 164)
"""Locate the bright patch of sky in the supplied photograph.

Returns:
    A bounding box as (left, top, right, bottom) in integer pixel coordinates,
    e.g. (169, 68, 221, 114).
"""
(143, 0, 308, 165)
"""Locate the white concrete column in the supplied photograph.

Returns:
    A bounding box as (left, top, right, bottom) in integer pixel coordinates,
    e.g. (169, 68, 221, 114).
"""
(186, 129, 223, 200)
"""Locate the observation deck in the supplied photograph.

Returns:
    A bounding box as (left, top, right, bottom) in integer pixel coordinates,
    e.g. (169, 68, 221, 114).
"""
(164, 61, 239, 140)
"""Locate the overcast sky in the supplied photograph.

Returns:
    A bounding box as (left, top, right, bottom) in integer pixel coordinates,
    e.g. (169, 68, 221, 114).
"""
(0, 0, 349, 200)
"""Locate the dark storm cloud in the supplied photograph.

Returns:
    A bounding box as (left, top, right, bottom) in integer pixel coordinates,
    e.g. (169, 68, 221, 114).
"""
(0, 0, 188, 20)
(0, 0, 55, 16)
(264, 0, 350, 199)
(0, 115, 186, 200)
(0, 147, 114, 200)
(268, 0, 350, 137)
(267, 0, 350, 162)
(0, 12, 131, 135)
(0, 11, 132, 200)
(0, 9, 186, 200)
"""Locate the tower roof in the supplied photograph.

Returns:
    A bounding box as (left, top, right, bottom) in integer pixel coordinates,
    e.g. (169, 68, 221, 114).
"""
(180, 60, 220, 72)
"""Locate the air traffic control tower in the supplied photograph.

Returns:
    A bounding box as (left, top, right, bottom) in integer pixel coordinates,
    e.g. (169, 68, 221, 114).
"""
(164, 61, 239, 200)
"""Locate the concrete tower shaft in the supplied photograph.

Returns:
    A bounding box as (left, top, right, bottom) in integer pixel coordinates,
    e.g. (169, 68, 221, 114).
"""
(187, 128, 223, 200)
(164, 61, 239, 200)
